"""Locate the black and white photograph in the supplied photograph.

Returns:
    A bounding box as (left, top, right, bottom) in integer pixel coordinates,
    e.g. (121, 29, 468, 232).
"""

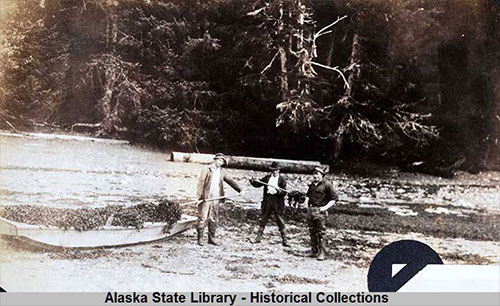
(0, 0, 499, 293)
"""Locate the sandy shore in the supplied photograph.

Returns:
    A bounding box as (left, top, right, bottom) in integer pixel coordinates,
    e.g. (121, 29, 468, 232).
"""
(1, 133, 499, 291)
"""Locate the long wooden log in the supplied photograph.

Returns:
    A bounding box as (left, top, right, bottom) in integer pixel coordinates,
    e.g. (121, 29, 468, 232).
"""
(170, 152, 323, 173)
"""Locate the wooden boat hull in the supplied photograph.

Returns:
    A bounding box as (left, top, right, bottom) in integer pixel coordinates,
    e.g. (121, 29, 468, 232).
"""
(0, 215, 197, 248)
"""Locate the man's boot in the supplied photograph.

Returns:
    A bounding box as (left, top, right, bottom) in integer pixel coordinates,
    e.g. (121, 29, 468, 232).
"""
(307, 247, 318, 257)
(306, 234, 318, 257)
(196, 228, 204, 246)
(280, 231, 291, 247)
(208, 226, 219, 246)
(316, 237, 326, 261)
(254, 226, 265, 243)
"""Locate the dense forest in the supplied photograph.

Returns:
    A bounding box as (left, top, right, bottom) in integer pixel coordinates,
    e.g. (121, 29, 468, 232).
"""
(0, 0, 499, 172)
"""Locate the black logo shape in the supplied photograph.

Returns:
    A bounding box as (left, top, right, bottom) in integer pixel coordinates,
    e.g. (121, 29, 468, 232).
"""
(367, 240, 443, 292)
(0, 286, 6, 292)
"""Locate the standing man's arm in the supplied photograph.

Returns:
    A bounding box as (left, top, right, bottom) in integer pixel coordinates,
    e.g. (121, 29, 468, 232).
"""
(319, 184, 338, 212)
(319, 200, 335, 212)
(222, 171, 242, 193)
(277, 177, 287, 196)
(249, 175, 269, 188)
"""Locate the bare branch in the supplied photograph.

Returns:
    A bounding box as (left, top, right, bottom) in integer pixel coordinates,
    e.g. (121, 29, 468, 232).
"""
(247, 5, 268, 16)
(260, 50, 279, 74)
(309, 64, 318, 76)
(314, 15, 347, 39)
(311, 61, 349, 89)
(316, 30, 333, 38)
(392, 112, 439, 143)
(3, 119, 18, 133)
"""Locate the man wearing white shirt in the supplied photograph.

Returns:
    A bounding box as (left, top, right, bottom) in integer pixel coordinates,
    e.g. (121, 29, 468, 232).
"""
(250, 162, 290, 247)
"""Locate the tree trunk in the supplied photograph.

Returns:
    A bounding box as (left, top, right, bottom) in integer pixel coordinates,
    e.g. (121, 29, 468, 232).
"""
(277, 1, 289, 102)
(106, 11, 118, 51)
(332, 115, 348, 161)
(317, 28, 337, 105)
(296, 0, 304, 51)
(99, 69, 116, 132)
(344, 33, 360, 97)
(101, 8, 120, 133)
(296, 0, 304, 91)
(482, 1, 500, 169)
(100, 90, 114, 132)
(278, 46, 289, 102)
(325, 28, 336, 67)
(331, 33, 361, 162)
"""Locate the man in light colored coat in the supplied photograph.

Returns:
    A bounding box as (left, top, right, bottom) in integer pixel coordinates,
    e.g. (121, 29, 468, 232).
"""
(196, 153, 242, 246)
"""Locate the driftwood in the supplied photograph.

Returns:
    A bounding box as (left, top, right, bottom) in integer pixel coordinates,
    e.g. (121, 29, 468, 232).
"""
(31, 121, 64, 129)
(171, 152, 323, 174)
(3, 119, 18, 133)
(70, 122, 102, 132)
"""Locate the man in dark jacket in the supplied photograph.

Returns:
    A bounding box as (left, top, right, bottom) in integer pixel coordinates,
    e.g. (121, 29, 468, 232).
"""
(304, 167, 338, 260)
(196, 153, 242, 246)
(250, 162, 290, 247)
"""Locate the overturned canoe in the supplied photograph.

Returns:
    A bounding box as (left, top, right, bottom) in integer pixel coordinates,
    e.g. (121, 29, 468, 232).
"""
(0, 215, 197, 248)
(171, 152, 324, 173)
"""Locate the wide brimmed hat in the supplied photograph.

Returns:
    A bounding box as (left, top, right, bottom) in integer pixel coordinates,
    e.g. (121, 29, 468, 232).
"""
(313, 167, 325, 175)
(213, 153, 228, 165)
(269, 161, 281, 171)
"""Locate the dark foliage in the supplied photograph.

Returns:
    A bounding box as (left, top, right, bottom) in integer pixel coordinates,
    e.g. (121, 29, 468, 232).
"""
(0, 0, 498, 170)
